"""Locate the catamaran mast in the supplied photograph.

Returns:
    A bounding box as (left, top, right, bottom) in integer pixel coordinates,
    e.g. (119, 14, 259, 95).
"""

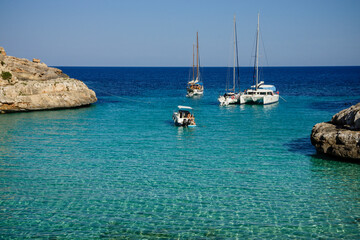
(196, 32, 199, 81)
(255, 13, 260, 90)
(192, 44, 195, 81)
(233, 15, 236, 92)
(235, 16, 240, 92)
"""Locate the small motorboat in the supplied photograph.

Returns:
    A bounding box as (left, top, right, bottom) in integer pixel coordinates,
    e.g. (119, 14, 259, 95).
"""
(172, 106, 196, 127)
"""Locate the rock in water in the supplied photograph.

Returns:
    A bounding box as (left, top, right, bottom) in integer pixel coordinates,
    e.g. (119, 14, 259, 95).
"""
(0, 47, 97, 113)
(331, 103, 360, 130)
(311, 103, 360, 160)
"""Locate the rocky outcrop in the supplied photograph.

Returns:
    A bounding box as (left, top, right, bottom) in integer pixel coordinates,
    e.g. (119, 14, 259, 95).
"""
(0, 47, 97, 113)
(311, 103, 360, 160)
(0, 47, 6, 56)
(331, 103, 360, 130)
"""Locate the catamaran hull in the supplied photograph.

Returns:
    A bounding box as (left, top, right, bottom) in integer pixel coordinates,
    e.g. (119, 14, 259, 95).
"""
(239, 95, 245, 104)
(242, 95, 279, 105)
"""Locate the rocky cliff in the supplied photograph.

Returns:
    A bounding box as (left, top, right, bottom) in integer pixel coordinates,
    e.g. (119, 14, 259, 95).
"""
(0, 47, 97, 113)
(311, 103, 360, 160)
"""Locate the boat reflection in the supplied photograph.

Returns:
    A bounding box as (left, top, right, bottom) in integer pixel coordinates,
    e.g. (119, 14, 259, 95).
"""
(239, 102, 279, 111)
(176, 125, 196, 139)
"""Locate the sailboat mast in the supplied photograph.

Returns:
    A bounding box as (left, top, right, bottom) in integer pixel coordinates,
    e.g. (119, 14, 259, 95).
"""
(233, 15, 236, 92)
(196, 32, 199, 80)
(235, 17, 240, 92)
(192, 44, 195, 81)
(255, 13, 260, 90)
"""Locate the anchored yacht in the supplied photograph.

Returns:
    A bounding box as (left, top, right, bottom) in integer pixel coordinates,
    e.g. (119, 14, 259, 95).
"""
(187, 32, 203, 97)
(218, 15, 243, 106)
(242, 81, 279, 105)
(242, 13, 279, 105)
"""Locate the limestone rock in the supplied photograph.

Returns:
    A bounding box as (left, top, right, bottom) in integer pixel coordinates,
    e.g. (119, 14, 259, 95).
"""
(331, 103, 360, 130)
(0, 47, 97, 113)
(0, 47, 6, 56)
(311, 103, 360, 160)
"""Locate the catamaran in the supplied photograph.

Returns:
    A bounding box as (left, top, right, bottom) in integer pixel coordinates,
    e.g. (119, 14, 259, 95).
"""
(172, 106, 196, 127)
(242, 13, 279, 105)
(218, 15, 243, 106)
(187, 32, 203, 97)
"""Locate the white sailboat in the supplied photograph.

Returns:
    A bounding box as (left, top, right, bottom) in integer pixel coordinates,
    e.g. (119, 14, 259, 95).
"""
(242, 13, 279, 105)
(218, 15, 243, 106)
(187, 32, 203, 97)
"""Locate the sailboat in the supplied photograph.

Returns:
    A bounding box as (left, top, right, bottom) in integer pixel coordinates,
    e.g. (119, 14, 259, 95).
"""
(186, 32, 203, 97)
(218, 15, 243, 106)
(242, 13, 279, 105)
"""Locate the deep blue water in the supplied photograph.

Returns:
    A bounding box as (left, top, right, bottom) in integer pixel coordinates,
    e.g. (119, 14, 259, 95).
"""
(0, 67, 359, 239)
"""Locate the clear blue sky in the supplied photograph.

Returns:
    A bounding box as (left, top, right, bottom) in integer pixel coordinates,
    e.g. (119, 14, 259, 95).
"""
(1, 0, 359, 66)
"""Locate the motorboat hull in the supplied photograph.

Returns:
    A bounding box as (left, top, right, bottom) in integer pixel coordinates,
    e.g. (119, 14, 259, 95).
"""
(172, 112, 196, 127)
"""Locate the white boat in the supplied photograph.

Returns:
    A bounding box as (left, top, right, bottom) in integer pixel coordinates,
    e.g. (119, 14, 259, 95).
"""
(187, 32, 203, 97)
(172, 106, 196, 127)
(218, 92, 242, 106)
(242, 81, 279, 104)
(242, 13, 279, 105)
(218, 15, 243, 106)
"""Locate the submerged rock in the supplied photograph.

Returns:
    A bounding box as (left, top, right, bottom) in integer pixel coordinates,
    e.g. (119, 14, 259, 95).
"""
(311, 103, 360, 160)
(0, 47, 97, 113)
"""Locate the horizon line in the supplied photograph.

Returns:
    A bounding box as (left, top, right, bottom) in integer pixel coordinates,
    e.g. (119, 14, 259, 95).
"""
(53, 65, 360, 68)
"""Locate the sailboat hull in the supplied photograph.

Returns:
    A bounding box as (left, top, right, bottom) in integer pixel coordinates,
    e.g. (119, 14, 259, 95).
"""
(187, 88, 203, 95)
(218, 93, 242, 106)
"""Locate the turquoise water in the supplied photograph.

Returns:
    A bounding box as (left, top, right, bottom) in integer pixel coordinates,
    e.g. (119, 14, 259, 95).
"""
(1, 67, 360, 239)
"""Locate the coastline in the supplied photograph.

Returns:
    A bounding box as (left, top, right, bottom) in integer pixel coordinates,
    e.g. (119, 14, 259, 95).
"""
(0, 48, 97, 113)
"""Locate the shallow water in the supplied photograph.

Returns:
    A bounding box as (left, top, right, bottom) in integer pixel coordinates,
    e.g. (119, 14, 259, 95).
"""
(1, 67, 360, 239)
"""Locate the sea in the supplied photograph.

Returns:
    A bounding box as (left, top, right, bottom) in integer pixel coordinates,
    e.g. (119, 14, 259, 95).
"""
(1, 66, 359, 239)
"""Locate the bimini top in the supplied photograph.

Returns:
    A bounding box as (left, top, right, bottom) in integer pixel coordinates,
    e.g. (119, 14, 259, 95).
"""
(250, 81, 276, 91)
(178, 105, 193, 110)
(259, 85, 276, 91)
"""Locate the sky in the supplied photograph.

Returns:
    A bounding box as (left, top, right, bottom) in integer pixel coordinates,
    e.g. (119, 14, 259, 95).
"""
(1, 0, 359, 66)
